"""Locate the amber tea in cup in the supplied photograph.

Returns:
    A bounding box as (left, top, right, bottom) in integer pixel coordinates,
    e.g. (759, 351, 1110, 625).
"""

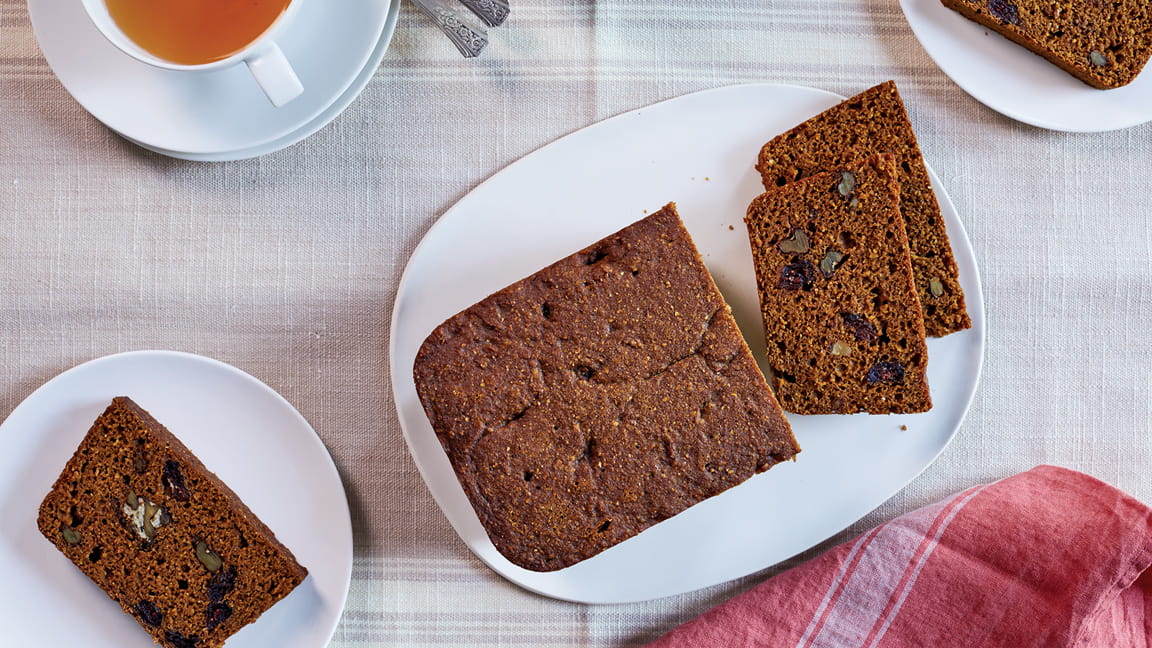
(104, 0, 292, 65)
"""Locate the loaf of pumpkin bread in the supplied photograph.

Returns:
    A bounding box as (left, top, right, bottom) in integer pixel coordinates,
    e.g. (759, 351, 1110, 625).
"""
(413, 203, 799, 571)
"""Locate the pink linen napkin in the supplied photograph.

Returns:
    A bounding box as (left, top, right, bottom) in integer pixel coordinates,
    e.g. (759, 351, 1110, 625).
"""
(646, 466, 1152, 648)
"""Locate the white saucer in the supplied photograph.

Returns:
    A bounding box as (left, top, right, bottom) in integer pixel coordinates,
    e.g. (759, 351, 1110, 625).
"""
(27, 0, 399, 158)
(0, 351, 353, 647)
(900, 0, 1152, 132)
(124, 4, 400, 162)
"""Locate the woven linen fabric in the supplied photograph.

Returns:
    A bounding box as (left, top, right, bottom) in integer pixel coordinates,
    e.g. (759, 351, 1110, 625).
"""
(647, 466, 1152, 648)
(1, 0, 1151, 646)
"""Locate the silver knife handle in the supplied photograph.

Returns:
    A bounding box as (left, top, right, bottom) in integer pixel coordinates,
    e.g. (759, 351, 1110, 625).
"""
(410, 0, 489, 58)
(459, 0, 509, 27)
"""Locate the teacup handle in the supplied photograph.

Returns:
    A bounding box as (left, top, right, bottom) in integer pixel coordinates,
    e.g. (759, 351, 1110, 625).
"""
(245, 41, 303, 107)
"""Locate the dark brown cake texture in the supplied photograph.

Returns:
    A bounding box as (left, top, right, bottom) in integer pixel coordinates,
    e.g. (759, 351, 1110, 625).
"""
(745, 154, 932, 415)
(756, 80, 970, 338)
(37, 397, 307, 648)
(412, 203, 799, 572)
(941, 0, 1152, 89)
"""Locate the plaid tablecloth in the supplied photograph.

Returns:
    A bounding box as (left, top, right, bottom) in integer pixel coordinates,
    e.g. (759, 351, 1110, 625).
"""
(2, 1, 1150, 646)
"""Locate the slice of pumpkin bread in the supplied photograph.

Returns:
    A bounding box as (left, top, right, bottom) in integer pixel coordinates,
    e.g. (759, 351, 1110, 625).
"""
(941, 0, 1152, 89)
(756, 81, 969, 337)
(413, 203, 799, 571)
(745, 154, 932, 415)
(37, 396, 307, 648)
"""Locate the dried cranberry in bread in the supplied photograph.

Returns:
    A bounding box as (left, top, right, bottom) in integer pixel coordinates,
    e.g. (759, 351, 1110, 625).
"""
(37, 396, 307, 648)
(756, 81, 969, 337)
(745, 154, 932, 414)
(413, 203, 799, 571)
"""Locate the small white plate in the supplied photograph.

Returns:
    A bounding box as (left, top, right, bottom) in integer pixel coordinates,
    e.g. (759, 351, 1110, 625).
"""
(27, 0, 398, 158)
(900, 0, 1152, 132)
(0, 351, 352, 647)
(390, 83, 986, 604)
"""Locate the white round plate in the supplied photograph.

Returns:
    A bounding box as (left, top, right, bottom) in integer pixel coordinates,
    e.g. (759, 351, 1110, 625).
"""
(27, 0, 398, 157)
(390, 83, 986, 604)
(0, 351, 352, 647)
(900, 0, 1152, 132)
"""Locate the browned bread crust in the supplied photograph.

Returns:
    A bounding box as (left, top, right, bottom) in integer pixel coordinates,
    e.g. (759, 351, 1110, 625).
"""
(37, 397, 307, 648)
(941, 0, 1152, 89)
(413, 204, 799, 572)
(756, 81, 969, 337)
(745, 154, 932, 415)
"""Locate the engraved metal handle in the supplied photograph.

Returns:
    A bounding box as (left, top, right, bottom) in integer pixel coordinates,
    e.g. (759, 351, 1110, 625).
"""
(410, 0, 488, 58)
(459, 0, 509, 27)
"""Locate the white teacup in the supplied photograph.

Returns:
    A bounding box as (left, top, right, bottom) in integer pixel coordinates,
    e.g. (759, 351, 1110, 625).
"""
(79, 0, 304, 107)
